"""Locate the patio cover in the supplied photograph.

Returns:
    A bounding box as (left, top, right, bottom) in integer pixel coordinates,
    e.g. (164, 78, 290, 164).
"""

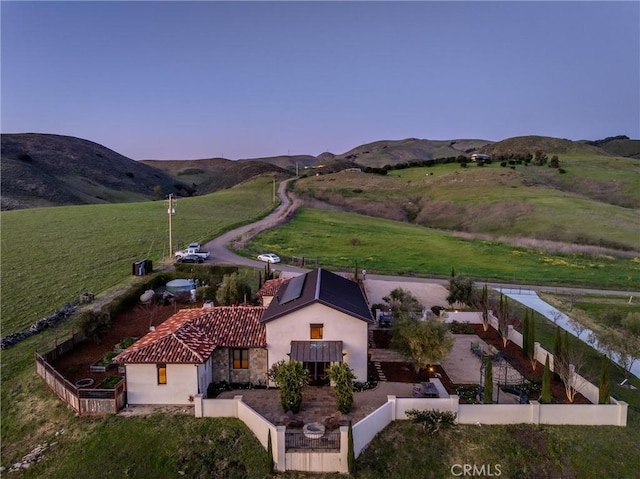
(289, 341, 343, 363)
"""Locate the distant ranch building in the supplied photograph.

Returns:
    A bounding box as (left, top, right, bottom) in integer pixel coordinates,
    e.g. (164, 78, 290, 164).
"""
(470, 153, 490, 161)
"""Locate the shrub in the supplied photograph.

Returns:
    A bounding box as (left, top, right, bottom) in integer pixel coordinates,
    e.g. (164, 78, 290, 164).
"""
(405, 409, 457, 433)
(268, 360, 309, 413)
(327, 363, 356, 413)
(449, 320, 474, 334)
(79, 310, 111, 344)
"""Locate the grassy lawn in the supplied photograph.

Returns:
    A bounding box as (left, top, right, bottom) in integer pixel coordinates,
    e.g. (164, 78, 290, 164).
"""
(246, 208, 639, 289)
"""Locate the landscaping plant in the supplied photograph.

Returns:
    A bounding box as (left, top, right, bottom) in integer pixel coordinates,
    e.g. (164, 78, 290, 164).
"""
(405, 409, 457, 433)
(327, 363, 356, 414)
(267, 360, 309, 413)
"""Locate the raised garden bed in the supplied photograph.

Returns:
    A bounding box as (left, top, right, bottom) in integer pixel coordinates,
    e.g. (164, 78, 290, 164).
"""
(90, 351, 118, 373)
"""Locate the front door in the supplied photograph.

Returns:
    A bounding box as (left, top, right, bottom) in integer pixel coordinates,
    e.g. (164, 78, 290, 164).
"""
(303, 361, 330, 386)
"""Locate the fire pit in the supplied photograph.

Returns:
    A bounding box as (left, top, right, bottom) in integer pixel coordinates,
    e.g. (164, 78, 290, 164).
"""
(302, 422, 325, 439)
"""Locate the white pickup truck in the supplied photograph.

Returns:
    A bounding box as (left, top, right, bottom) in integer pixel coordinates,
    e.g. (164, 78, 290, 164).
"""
(174, 248, 210, 260)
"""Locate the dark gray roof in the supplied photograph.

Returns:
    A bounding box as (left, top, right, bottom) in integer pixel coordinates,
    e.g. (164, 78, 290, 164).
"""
(260, 268, 373, 324)
(290, 341, 343, 362)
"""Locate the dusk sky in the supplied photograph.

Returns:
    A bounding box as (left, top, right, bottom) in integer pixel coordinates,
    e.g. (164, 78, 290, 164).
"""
(2, 1, 638, 160)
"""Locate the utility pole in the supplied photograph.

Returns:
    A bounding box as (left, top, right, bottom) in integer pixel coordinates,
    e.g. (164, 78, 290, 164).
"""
(167, 194, 176, 256)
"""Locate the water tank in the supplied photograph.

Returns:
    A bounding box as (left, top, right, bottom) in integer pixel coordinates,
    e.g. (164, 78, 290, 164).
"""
(165, 279, 196, 294)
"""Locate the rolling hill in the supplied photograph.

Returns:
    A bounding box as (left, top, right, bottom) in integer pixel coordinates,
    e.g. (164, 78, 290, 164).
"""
(0, 134, 186, 210)
(140, 157, 292, 195)
(2, 133, 634, 211)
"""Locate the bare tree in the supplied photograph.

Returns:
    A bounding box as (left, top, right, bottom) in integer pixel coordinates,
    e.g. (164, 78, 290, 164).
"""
(596, 314, 640, 379)
(566, 310, 591, 340)
(137, 295, 162, 330)
(554, 337, 589, 403)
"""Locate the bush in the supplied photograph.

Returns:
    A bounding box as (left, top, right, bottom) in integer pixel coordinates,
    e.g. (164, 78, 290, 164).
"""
(268, 360, 309, 413)
(405, 409, 457, 432)
(79, 310, 112, 344)
(207, 380, 232, 398)
(327, 363, 356, 413)
(449, 320, 474, 334)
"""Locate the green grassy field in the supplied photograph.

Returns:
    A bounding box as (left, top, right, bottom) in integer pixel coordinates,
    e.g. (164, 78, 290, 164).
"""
(246, 208, 639, 288)
(0, 176, 278, 335)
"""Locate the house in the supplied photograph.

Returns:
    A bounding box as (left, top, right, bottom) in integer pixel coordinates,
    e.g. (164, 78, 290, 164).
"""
(470, 153, 490, 161)
(115, 268, 373, 404)
(261, 268, 372, 385)
(114, 306, 266, 405)
(257, 277, 289, 307)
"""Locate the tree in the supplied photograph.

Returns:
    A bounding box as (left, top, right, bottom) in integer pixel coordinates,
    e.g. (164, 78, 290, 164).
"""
(267, 429, 274, 473)
(383, 288, 423, 321)
(447, 274, 474, 309)
(216, 272, 252, 305)
(267, 360, 309, 413)
(483, 356, 493, 404)
(598, 354, 611, 405)
(522, 309, 531, 358)
(596, 312, 640, 378)
(390, 319, 454, 373)
(526, 309, 536, 370)
(497, 294, 515, 348)
(549, 155, 560, 168)
(327, 363, 356, 414)
(554, 332, 587, 403)
(480, 284, 490, 332)
(540, 354, 552, 404)
(566, 310, 590, 340)
(347, 421, 355, 474)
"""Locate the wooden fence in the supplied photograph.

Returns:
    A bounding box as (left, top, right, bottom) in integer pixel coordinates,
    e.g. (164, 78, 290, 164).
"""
(35, 336, 127, 416)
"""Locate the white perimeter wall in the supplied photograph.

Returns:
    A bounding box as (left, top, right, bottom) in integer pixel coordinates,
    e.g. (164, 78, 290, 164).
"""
(265, 303, 369, 382)
(125, 363, 198, 405)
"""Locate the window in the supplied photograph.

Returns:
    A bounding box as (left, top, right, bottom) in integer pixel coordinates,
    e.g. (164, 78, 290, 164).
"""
(310, 324, 324, 339)
(233, 349, 249, 369)
(157, 364, 167, 384)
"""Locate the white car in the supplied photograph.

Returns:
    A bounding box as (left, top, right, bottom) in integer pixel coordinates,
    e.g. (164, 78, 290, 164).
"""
(257, 253, 281, 263)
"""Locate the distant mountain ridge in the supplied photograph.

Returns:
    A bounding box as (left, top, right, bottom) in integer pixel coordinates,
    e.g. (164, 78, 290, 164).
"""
(1, 132, 635, 210)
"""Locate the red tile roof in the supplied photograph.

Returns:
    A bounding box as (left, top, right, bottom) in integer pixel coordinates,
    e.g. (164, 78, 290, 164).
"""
(114, 306, 266, 364)
(258, 278, 289, 297)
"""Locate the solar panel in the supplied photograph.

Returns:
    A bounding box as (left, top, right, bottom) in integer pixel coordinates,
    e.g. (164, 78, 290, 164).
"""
(279, 274, 306, 304)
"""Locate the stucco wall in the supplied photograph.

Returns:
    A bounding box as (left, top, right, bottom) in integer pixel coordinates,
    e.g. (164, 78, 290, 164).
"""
(265, 303, 369, 382)
(125, 363, 197, 405)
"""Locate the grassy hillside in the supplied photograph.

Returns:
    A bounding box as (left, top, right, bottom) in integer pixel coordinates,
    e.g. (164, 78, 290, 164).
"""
(1, 134, 184, 210)
(329, 138, 493, 168)
(245, 208, 639, 288)
(294, 156, 640, 252)
(142, 157, 292, 194)
(0, 175, 278, 335)
(479, 135, 609, 157)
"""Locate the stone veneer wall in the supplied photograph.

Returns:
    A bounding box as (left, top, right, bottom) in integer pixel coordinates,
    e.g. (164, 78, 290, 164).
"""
(211, 348, 268, 386)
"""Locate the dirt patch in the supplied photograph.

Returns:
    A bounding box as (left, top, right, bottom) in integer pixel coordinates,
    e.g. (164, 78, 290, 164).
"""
(52, 302, 203, 386)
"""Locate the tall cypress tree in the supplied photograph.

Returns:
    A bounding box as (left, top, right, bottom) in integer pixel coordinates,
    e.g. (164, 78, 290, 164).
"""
(527, 309, 536, 370)
(599, 354, 611, 404)
(481, 284, 489, 331)
(540, 354, 552, 404)
(553, 326, 563, 380)
(522, 309, 530, 358)
(483, 356, 493, 404)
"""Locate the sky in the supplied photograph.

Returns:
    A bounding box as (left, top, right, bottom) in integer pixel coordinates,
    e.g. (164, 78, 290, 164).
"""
(2, 1, 639, 161)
